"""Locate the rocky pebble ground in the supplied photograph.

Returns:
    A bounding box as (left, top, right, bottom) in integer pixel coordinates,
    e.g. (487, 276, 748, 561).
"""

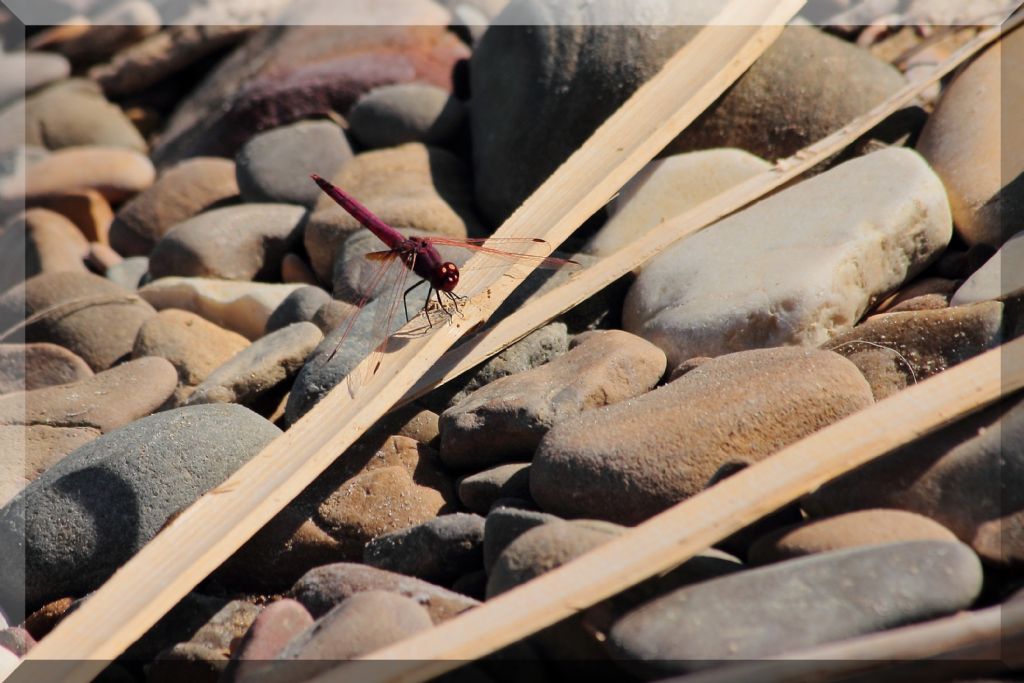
(0, 0, 1022, 681)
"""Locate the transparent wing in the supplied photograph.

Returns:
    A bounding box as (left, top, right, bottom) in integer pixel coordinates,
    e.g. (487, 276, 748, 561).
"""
(423, 237, 580, 271)
(351, 250, 417, 394)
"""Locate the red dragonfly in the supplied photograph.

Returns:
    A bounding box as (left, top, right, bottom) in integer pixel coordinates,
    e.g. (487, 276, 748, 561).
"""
(310, 174, 577, 389)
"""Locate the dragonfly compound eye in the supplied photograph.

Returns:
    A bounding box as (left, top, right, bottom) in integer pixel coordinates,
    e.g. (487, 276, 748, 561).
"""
(439, 262, 460, 291)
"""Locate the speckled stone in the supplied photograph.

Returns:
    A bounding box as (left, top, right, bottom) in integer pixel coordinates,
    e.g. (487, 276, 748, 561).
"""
(364, 513, 485, 585)
(0, 404, 280, 619)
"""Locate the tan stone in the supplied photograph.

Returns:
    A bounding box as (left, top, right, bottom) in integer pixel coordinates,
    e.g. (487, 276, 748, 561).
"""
(917, 29, 1024, 247)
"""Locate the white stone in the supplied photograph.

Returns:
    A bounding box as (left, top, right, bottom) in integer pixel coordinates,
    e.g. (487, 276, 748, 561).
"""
(138, 277, 305, 340)
(623, 148, 952, 367)
(951, 230, 1024, 306)
(585, 148, 770, 257)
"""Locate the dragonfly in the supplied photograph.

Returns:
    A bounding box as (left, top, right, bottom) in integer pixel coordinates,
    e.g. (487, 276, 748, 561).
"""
(310, 174, 577, 390)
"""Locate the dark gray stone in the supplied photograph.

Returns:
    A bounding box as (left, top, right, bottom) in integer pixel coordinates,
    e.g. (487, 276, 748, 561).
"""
(483, 503, 560, 573)
(364, 513, 485, 585)
(0, 404, 281, 619)
(235, 120, 353, 208)
(348, 83, 467, 149)
(471, 9, 904, 224)
(457, 464, 532, 515)
(265, 286, 333, 333)
(608, 541, 983, 676)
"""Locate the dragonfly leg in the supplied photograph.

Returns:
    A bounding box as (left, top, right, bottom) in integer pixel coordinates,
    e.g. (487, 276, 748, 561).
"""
(403, 278, 430, 323)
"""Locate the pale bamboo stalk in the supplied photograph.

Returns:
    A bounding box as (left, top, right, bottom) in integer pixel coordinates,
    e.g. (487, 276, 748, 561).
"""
(399, 14, 1023, 405)
(316, 338, 1023, 683)
(13, 3, 802, 681)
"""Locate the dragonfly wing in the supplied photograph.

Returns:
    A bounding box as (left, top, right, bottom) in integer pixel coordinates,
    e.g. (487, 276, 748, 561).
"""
(424, 236, 580, 270)
(347, 251, 419, 395)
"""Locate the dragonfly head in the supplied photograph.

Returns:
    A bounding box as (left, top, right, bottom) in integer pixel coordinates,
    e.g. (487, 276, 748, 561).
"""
(437, 262, 460, 292)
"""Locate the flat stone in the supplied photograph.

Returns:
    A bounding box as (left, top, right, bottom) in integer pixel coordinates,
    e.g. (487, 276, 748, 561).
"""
(418, 323, 571, 415)
(0, 424, 100, 495)
(109, 157, 240, 257)
(483, 503, 561, 573)
(305, 142, 478, 284)
(349, 83, 467, 149)
(822, 302, 1005, 400)
(185, 322, 322, 407)
(138, 277, 305, 340)
(916, 28, 1024, 247)
(749, 509, 960, 565)
(0, 209, 89, 291)
(287, 562, 479, 624)
(585, 149, 771, 257)
(0, 78, 147, 153)
(148, 203, 306, 282)
(8, 146, 155, 204)
(364, 513, 485, 585)
(152, 22, 468, 164)
(224, 599, 312, 683)
(951, 230, 1024, 306)
(132, 309, 251, 404)
(90, 25, 256, 97)
(0, 271, 156, 371)
(279, 590, 431, 664)
(0, 403, 281, 618)
(105, 256, 149, 290)
(531, 347, 873, 524)
(457, 464, 532, 515)
(0, 356, 176, 432)
(265, 286, 332, 334)
(0, 52, 70, 107)
(235, 120, 353, 208)
(471, 14, 903, 224)
(623, 148, 952, 367)
(804, 393, 1024, 566)
(607, 541, 983, 676)
(0, 343, 93, 394)
(439, 330, 666, 469)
